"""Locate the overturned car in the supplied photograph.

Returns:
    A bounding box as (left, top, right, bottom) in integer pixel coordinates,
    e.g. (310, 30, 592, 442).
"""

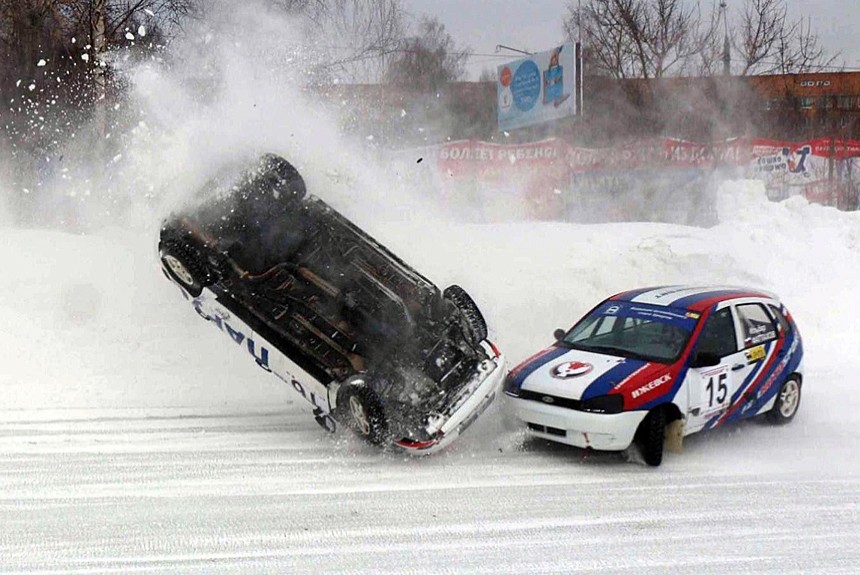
(159, 154, 505, 453)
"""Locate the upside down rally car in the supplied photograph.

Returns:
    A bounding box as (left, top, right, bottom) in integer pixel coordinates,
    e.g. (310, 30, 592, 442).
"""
(158, 154, 505, 454)
(505, 286, 804, 466)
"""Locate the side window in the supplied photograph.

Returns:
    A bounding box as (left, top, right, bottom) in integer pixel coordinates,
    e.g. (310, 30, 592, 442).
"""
(768, 304, 792, 335)
(696, 308, 738, 358)
(736, 303, 778, 347)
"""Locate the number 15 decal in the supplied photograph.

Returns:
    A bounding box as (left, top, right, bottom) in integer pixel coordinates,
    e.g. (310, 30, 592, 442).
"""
(706, 371, 729, 408)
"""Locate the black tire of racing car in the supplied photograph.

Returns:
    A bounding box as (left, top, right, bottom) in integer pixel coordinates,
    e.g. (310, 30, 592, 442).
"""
(635, 408, 666, 467)
(337, 378, 389, 445)
(765, 376, 802, 425)
(443, 285, 488, 346)
(160, 240, 216, 298)
(257, 154, 307, 203)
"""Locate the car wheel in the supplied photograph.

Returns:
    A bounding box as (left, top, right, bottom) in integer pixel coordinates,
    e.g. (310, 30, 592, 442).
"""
(443, 285, 488, 346)
(160, 240, 215, 298)
(337, 378, 388, 445)
(256, 154, 307, 203)
(635, 408, 666, 467)
(766, 376, 801, 425)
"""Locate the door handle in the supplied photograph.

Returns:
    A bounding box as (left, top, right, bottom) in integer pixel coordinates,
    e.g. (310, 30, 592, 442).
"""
(732, 363, 745, 371)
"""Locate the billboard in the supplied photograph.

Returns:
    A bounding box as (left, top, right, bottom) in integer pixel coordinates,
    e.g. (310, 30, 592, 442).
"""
(497, 44, 577, 131)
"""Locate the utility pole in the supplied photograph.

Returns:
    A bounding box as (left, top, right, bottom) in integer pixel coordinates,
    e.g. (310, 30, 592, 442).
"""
(720, 1, 731, 76)
(577, 0, 584, 118)
(92, 0, 108, 136)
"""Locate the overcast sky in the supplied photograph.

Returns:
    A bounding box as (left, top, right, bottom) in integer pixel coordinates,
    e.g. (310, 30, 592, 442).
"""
(401, 0, 858, 80)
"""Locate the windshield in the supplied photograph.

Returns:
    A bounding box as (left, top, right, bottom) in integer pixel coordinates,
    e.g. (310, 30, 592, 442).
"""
(560, 301, 699, 364)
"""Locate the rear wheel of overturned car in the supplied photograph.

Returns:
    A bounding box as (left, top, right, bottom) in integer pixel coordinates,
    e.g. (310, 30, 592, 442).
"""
(635, 408, 666, 467)
(766, 376, 801, 425)
(160, 240, 215, 298)
(337, 379, 389, 445)
(443, 285, 488, 346)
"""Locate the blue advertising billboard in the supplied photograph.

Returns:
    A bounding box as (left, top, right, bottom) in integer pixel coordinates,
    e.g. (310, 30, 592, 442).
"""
(497, 43, 577, 131)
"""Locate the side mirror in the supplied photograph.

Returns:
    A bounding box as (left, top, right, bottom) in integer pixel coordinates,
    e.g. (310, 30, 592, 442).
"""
(553, 328, 566, 341)
(690, 351, 721, 368)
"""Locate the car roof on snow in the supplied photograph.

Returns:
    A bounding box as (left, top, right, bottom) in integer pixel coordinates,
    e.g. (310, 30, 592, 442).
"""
(610, 285, 777, 312)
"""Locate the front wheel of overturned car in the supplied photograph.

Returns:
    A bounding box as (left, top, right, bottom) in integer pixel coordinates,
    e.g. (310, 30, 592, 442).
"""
(337, 379, 389, 446)
(160, 240, 215, 298)
(443, 285, 488, 346)
(635, 408, 666, 467)
(766, 376, 801, 425)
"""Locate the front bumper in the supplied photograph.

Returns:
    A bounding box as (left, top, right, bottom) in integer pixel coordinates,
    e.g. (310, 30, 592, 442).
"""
(394, 351, 506, 455)
(508, 395, 647, 451)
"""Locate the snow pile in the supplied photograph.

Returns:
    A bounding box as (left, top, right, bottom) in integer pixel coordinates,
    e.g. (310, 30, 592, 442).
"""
(0, 227, 297, 413)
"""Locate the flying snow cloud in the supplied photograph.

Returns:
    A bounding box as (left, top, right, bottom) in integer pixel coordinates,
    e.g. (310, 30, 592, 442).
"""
(0, 0, 442, 236)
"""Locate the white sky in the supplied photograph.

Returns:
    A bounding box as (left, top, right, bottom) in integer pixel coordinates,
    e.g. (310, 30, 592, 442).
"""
(401, 0, 858, 80)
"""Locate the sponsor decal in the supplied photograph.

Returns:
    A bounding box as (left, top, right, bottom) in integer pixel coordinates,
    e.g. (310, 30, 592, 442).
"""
(784, 145, 812, 175)
(685, 311, 701, 319)
(508, 345, 569, 387)
(551, 361, 594, 379)
(191, 296, 337, 430)
(631, 373, 672, 399)
(595, 301, 699, 332)
(758, 337, 799, 399)
(541, 396, 555, 404)
(748, 330, 776, 345)
(746, 344, 767, 363)
(653, 287, 694, 299)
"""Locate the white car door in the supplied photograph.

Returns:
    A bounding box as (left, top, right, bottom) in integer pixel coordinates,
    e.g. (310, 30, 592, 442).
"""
(729, 302, 781, 414)
(685, 305, 745, 434)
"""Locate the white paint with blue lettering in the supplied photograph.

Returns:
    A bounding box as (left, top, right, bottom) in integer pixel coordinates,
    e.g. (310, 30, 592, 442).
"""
(187, 288, 337, 430)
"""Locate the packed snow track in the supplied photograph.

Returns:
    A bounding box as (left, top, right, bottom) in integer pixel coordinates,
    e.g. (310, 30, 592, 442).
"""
(3, 407, 860, 574)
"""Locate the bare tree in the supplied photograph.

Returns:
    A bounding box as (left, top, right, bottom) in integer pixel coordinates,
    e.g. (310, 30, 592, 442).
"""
(564, 0, 716, 79)
(384, 15, 470, 91)
(269, 0, 407, 83)
(736, 0, 837, 75)
(565, 0, 837, 78)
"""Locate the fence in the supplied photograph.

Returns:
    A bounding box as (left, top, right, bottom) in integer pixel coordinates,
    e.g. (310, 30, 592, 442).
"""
(393, 136, 860, 223)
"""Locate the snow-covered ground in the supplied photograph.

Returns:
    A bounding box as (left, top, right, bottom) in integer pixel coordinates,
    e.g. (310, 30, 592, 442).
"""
(2, 179, 860, 574)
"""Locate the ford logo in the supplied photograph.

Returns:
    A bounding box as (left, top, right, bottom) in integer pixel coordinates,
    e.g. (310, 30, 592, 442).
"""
(541, 396, 555, 404)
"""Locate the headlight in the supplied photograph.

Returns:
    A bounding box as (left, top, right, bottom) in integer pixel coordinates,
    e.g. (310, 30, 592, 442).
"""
(579, 394, 624, 414)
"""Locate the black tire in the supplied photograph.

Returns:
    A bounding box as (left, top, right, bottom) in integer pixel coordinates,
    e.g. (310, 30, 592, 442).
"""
(160, 240, 215, 298)
(635, 408, 666, 467)
(337, 378, 389, 445)
(255, 154, 307, 203)
(443, 285, 488, 346)
(766, 376, 801, 425)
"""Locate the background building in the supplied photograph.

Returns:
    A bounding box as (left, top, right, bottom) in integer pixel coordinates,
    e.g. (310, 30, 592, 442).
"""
(326, 72, 860, 147)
